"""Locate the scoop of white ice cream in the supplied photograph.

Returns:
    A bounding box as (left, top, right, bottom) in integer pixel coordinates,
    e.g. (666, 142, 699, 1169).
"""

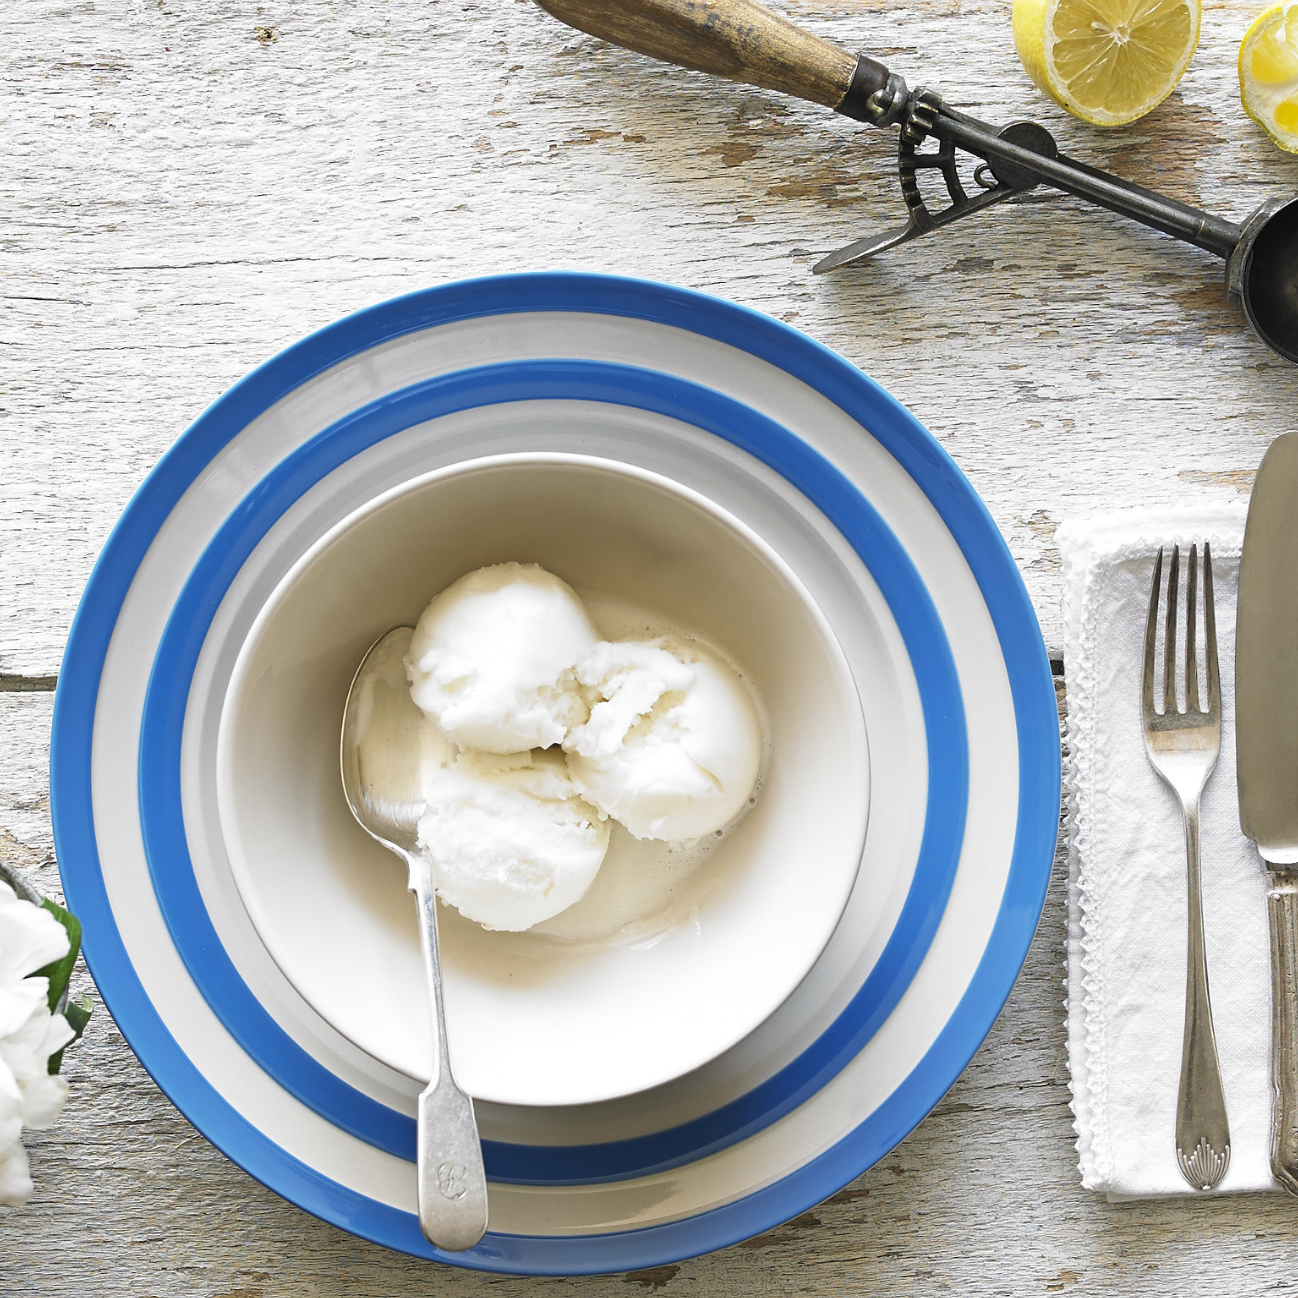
(417, 748, 610, 931)
(405, 562, 597, 754)
(564, 637, 762, 841)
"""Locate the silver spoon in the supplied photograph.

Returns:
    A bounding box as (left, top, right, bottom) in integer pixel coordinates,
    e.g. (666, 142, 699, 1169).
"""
(340, 626, 488, 1252)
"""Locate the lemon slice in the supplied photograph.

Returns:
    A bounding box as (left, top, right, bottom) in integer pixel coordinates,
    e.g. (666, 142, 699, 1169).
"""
(1013, 0, 1201, 126)
(1240, 3, 1298, 152)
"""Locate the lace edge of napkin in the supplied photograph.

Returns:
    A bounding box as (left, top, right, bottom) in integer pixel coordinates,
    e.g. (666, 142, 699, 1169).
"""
(1057, 506, 1247, 1195)
(1060, 522, 1109, 1191)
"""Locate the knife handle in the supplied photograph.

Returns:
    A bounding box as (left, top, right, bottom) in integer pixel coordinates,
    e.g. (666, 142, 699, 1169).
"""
(531, 0, 895, 120)
(1270, 871, 1298, 1195)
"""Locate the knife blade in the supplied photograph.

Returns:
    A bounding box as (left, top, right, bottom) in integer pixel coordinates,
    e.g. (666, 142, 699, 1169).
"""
(1236, 429, 1298, 1196)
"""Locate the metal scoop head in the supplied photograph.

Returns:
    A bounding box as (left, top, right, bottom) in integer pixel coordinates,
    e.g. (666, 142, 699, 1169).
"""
(1230, 198, 1298, 365)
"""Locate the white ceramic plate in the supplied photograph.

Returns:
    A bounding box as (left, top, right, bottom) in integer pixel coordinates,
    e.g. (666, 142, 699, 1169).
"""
(217, 452, 870, 1106)
(52, 274, 1059, 1275)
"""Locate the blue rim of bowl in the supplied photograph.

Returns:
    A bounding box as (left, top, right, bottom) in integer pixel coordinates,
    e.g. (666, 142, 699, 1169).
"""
(135, 359, 966, 1182)
(51, 272, 1059, 1274)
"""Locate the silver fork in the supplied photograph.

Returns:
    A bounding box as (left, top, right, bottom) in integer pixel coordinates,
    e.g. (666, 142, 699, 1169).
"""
(1142, 543, 1231, 1191)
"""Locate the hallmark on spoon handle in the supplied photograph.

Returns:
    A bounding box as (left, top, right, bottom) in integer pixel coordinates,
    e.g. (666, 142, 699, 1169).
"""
(417, 1074, 489, 1249)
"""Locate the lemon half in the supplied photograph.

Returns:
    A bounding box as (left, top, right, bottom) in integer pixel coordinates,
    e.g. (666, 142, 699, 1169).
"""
(1240, 3, 1298, 153)
(1013, 0, 1201, 126)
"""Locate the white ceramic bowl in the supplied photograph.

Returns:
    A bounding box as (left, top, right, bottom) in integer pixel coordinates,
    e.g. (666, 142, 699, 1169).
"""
(217, 453, 868, 1107)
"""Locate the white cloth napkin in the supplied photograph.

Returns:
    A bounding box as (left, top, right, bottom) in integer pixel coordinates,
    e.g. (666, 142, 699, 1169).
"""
(1060, 504, 1281, 1198)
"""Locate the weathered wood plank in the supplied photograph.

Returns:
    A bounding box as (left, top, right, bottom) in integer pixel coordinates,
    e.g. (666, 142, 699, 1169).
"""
(5, 683, 1298, 1297)
(3, 0, 1294, 674)
(6, 0, 1298, 1289)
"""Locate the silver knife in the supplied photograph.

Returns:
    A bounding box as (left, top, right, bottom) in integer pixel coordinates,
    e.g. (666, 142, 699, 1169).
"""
(1236, 429, 1298, 1196)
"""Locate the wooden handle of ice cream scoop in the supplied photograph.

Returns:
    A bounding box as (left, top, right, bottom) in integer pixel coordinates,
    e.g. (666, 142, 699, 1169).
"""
(531, 0, 893, 118)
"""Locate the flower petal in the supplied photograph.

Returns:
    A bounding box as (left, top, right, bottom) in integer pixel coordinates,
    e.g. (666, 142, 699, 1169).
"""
(0, 979, 47, 1041)
(0, 883, 70, 983)
(21, 1074, 67, 1130)
(39, 1012, 75, 1060)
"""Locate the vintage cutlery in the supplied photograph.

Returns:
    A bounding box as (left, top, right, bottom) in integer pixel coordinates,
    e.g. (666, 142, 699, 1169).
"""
(1142, 544, 1230, 1190)
(1236, 431, 1298, 1197)
(533, 0, 1298, 364)
(340, 626, 489, 1250)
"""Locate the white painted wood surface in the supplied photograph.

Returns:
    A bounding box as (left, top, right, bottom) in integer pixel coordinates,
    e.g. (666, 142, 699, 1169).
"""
(4, 0, 1298, 1290)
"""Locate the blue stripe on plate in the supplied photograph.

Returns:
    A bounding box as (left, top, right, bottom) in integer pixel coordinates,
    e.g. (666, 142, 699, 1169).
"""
(136, 360, 967, 1182)
(52, 273, 1058, 1274)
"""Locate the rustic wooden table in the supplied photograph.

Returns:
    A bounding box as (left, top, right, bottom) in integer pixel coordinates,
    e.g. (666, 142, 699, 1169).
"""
(6, 0, 1298, 1292)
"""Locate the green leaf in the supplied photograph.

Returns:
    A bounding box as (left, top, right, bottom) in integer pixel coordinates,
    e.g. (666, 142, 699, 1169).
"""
(34, 898, 82, 1013)
(48, 996, 92, 1076)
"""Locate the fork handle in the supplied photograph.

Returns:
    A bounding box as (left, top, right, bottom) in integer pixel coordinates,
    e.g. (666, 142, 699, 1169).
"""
(1176, 800, 1231, 1189)
(1268, 871, 1298, 1195)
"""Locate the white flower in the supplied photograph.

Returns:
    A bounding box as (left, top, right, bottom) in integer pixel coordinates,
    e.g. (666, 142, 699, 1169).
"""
(0, 882, 75, 1208)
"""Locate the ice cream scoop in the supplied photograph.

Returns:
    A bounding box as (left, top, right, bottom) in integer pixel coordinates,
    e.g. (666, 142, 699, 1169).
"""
(418, 747, 610, 931)
(406, 562, 597, 754)
(564, 637, 763, 841)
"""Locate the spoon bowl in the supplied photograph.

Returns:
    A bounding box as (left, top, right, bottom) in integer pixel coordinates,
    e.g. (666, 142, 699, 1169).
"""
(340, 626, 442, 855)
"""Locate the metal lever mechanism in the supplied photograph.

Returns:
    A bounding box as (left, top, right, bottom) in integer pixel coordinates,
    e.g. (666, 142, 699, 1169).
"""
(817, 76, 1243, 274)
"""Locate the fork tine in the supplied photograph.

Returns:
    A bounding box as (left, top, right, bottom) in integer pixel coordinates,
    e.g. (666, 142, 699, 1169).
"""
(1143, 547, 1163, 716)
(1164, 544, 1180, 714)
(1186, 544, 1200, 713)
(1204, 542, 1220, 715)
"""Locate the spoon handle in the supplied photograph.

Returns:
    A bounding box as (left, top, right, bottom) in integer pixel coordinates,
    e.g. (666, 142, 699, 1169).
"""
(411, 861, 489, 1251)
